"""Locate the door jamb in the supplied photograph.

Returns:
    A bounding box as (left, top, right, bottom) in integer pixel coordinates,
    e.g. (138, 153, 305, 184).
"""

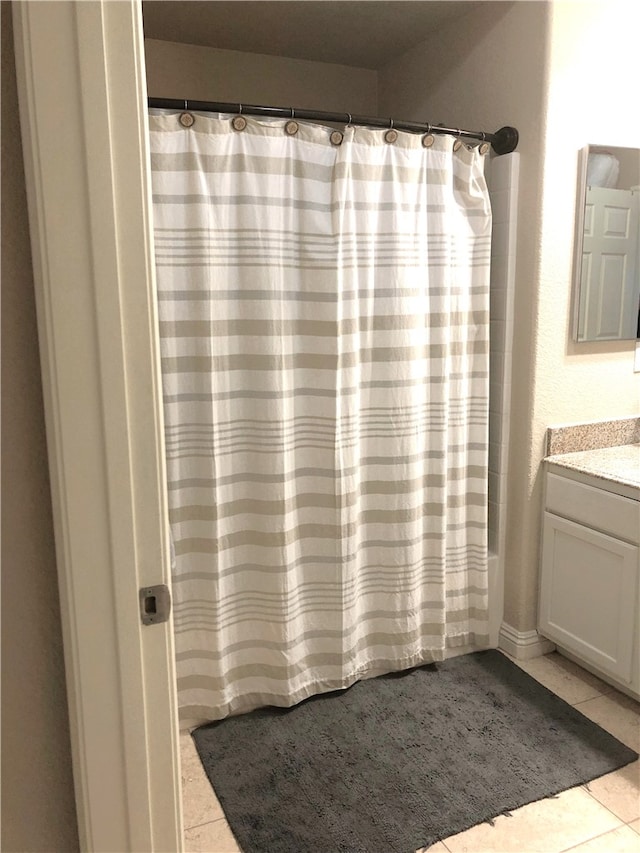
(13, 2, 182, 849)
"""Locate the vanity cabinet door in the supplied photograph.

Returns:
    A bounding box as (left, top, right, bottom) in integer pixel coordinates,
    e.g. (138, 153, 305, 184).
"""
(539, 512, 638, 683)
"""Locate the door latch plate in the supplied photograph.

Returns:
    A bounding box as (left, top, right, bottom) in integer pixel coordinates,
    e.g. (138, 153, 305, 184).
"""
(139, 584, 171, 625)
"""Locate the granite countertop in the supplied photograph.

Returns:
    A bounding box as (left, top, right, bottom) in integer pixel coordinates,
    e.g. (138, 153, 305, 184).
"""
(545, 443, 640, 491)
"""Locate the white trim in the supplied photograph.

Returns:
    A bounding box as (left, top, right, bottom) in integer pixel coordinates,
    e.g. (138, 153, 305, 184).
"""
(486, 152, 519, 648)
(571, 145, 590, 340)
(487, 553, 503, 647)
(498, 622, 556, 660)
(13, 2, 182, 850)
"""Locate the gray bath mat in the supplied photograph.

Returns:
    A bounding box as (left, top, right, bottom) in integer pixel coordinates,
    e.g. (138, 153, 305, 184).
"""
(192, 650, 638, 852)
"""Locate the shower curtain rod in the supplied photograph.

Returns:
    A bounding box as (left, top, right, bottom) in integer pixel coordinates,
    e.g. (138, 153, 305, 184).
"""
(148, 98, 519, 155)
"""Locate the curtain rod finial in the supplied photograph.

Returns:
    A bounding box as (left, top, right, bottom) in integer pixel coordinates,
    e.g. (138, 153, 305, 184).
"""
(492, 126, 519, 155)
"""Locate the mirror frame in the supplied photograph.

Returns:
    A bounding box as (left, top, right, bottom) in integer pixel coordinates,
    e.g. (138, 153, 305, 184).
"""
(571, 144, 640, 343)
(570, 145, 589, 341)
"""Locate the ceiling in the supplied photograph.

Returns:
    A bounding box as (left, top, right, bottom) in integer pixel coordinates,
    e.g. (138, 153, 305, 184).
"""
(142, 1, 481, 70)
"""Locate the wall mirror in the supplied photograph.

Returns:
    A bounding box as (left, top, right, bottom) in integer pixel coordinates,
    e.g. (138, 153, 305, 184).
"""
(572, 145, 640, 342)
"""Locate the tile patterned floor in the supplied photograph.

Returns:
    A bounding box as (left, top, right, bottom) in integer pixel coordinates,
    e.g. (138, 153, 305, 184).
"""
(180, 651, 640, 853)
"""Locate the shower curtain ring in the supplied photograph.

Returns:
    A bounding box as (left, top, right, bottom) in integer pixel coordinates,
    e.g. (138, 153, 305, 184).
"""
(384, 118, 397, 144)
(184, 99, 188, 110)
(238, 103, 242, 115)
(290, 107, 295, 118)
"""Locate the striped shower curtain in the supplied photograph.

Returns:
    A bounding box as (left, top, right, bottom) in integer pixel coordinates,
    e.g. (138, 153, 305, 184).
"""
(149, 111, 491, 726)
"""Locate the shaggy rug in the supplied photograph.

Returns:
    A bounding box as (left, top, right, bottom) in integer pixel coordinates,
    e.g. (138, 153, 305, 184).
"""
(192, 650, 638, 852)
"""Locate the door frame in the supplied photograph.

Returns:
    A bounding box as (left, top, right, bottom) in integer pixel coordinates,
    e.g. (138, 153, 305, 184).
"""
(13, 2, 182, 850)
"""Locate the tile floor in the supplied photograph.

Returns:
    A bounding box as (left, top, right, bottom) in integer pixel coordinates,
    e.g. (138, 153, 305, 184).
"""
(180, 651, 640, 853)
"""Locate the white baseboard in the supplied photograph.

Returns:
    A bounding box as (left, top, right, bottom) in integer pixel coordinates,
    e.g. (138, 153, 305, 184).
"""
(498, 622, 556, 660)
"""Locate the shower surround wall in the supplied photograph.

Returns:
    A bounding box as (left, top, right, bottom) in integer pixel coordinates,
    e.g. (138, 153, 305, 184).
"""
(486, 153, 519, 647)
(144, 36, 517, 648)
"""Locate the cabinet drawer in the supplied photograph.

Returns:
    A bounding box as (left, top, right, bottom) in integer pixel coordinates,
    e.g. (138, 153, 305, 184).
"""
(546, 472, 640, 543)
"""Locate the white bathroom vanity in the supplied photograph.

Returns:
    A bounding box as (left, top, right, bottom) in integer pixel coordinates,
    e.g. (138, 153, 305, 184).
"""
(539, 433, 640, 700)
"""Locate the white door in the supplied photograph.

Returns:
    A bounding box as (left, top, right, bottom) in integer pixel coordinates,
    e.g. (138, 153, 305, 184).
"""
(579, 186, 639, 340)
(13, 2, 183, 850)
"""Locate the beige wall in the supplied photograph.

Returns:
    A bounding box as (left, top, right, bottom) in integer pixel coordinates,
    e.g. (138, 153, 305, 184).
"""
(381, 0, 640, 634)
(529, 0, 640, 611)
(0, 4, 79, 850)
(145, 38, 378, 114)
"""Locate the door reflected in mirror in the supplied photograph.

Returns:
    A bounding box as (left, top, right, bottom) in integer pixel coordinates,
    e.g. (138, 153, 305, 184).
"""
(572, 145, 640, 342)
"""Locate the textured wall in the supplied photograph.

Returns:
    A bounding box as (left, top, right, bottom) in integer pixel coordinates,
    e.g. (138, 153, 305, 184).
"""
(534, 0, 640, 427)
(522, 0, 640, 624)
(144, 38, 378, 114)
(380, 0, 640, 635)
(0, 4, 79, 850)
(502, 0, 640, 631)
